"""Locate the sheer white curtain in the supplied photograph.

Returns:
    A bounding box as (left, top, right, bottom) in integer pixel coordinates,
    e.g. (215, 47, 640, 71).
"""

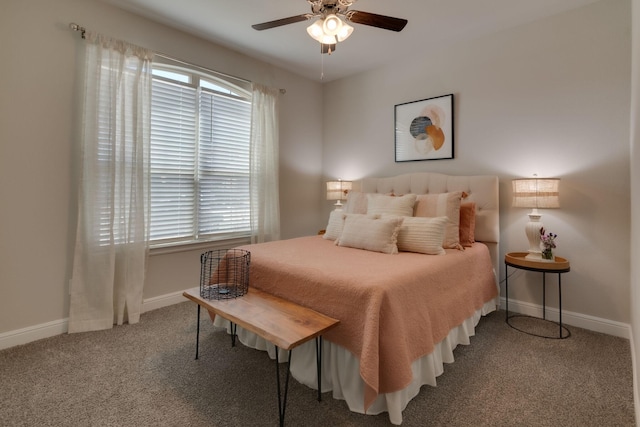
(250, 83, 281, 243)
(68, 33, 153, 333)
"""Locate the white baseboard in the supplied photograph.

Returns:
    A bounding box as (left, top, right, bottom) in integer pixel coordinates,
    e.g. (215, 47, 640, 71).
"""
(0, 290, 190, 351)
(0, 318, 69, 351)
(629, 329, 640, 427)
(1, 293, 630, 351)
(141, 290, 188, 313)
(502, 297, 630, 339)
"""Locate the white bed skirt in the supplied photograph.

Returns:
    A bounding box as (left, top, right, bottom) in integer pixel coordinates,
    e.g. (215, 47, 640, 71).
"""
(212, 298, 497, 425)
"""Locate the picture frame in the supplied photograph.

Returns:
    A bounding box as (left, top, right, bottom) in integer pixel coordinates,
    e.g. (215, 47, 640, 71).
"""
(394, 94, 454, 162)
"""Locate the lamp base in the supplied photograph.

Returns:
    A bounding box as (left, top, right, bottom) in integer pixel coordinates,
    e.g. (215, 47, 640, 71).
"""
(524, 210, 543, 260)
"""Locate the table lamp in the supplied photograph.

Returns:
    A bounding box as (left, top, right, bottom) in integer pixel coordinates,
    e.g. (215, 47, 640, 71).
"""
(326, 179, 352, 210)
(512, 177, 560, 260)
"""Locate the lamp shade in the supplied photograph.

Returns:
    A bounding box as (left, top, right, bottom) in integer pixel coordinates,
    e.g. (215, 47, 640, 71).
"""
(512, 178, 560, 209)
(326, 180, 352, 201)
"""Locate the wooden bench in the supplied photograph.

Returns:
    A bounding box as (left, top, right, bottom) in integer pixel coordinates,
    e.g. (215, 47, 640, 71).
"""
(183, 287, 340, 426)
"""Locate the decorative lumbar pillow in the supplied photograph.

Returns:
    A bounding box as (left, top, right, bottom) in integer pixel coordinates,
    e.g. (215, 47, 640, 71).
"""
(337, 215, 404, 254)
(414, 191, 463, 249)
(459, 202, 477, 247)
(323, 210, 347, 241)
(396, 216, 448, 255)
(343, 191, 369, 214)
(367, 193, 417, 217)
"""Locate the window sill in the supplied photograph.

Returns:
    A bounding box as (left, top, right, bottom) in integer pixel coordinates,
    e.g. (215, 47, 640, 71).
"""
(149, 235, 251, 256)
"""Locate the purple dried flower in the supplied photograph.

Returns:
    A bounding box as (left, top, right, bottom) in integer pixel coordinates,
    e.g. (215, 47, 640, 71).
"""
(540, 229, 558, 249)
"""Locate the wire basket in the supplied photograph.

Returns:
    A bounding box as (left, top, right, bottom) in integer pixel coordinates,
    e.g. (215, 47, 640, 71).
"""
(200, 249, 251, 300)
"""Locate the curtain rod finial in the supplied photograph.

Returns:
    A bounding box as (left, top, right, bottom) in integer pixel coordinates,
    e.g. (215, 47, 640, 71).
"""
(69, 23, 86, 39)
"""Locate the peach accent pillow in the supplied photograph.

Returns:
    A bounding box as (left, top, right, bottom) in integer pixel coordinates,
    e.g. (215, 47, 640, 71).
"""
(414, 191, 463, 249)
(459, 202, 476, 247)
(336, 215, 404, 254)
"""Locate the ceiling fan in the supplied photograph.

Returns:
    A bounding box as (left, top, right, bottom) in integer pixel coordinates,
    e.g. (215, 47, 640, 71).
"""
(252, 0, 408, 54)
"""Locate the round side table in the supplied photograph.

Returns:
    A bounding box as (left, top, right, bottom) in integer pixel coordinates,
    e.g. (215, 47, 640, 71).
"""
(504, 252, 571, 339)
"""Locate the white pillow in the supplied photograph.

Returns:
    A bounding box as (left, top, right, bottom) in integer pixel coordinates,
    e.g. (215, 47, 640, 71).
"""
(396, 216, 448, 255)
(323, 210, 346, 240)
(337, 215, 404, 254)
(367, 193, 417, 217)
(343, 191, 369, 214)
(414, 192, 463, 249)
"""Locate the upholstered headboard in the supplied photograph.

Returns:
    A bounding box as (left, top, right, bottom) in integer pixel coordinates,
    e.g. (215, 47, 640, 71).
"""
(361, 172, 500, 281)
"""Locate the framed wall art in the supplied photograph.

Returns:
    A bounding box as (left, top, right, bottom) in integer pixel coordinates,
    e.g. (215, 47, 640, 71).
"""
(394, 94, 454, 162)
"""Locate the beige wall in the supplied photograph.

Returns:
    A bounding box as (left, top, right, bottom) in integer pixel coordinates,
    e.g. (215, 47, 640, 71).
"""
(323, 0, 632, 325)
(0, 0, 635, 352)
(0, 0, 323, 335)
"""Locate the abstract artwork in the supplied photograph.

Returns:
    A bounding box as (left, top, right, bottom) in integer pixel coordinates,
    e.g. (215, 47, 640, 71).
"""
(394, 94, 454, 162)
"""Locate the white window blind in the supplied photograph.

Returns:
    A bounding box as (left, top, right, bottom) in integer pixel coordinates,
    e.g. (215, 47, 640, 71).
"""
(150, 68, 251, 245)
(198, 91, 251, 236)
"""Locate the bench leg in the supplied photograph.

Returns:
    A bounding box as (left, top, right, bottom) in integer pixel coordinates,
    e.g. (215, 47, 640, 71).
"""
(230, 322, 237, 347)
(315, 337, 322, 402)
(275, 346, 292, 427)
(195, 304, 201, 360)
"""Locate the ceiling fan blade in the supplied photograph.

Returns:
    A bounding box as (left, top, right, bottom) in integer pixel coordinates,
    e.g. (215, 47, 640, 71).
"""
(346, 10, 408, 32)
(252, 14, 311, 31)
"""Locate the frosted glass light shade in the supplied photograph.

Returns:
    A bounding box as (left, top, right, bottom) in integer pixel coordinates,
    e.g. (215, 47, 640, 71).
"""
(307, 20, 324, 41)
(336, 22, 353, 42)
(322, 14, 342, 36)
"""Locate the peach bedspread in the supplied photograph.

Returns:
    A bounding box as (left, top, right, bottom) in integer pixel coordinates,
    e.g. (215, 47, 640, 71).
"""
(233, 235, 497, 410)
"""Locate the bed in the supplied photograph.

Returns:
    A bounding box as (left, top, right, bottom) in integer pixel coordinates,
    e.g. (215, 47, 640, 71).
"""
(210, 172, 500, 425)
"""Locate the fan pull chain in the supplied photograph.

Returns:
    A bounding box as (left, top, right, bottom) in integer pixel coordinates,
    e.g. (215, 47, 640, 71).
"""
(320, 44, 324, 80)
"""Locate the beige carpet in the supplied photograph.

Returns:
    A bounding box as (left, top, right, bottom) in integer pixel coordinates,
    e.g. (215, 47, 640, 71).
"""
(0, 302, 635, 426)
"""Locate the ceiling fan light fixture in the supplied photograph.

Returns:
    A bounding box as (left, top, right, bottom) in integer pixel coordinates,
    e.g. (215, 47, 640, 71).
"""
(252, 5, 408, 54)
(307, 19, 338, 44)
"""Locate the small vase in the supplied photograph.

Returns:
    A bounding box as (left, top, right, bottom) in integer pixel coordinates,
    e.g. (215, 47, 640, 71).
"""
(541, 248, 554, 260)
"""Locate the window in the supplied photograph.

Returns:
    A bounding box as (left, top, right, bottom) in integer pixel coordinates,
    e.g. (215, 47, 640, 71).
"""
(150, 61, 252, 245)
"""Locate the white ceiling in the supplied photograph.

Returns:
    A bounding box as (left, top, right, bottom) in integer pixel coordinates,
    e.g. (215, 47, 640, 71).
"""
(102, 0, 600, 82)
